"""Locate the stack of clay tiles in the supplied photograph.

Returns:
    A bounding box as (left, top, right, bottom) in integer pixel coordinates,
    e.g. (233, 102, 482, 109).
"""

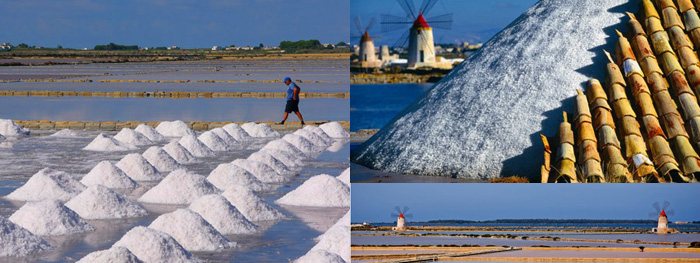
(542, 0, 700, 183)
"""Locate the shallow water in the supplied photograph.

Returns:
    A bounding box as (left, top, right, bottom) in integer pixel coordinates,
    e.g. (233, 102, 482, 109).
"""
(350, 235, 678, 248)
(350, 83, 432, 132)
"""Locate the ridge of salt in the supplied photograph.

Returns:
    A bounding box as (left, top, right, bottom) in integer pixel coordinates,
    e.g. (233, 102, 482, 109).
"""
(114, 128, 155, 146)
(135, 124, 167, 142)
(198, 130, 234, 151)
(142, 146, 183, 172)
(189, 194, 258, 235)
(207, 163, 271, 192)
(76, 246, 143, 263)
(247, 151, 292, 175)
(337, 168, 350, 186)
(112, 226, 200, 263)
(241, 122, 280, 137)
(115, 153, 163, 181)
(221, 185, 284, 221)
(9, 199, 95, 236)
(231, 159, 287, 184)
(0, 215, 51, 257)
(0, 119, 30, 136)
(222, 123, 252, 141)
(178, 135, 215, 157)
(282, 134, 321, 153)
(83, 133, 137, 152)
(6, 168, 86, 202)
(295, 249, 346, 263)
(162, 141, 198, 164)
(148, 208, 234, 251)
(138, 170, 220, 204)
(155, 120, 195, 137)
(275, 174, 350, 207)
(261, 139, 308, 159)
(65, 185, 148, 220)
(80, 161, 139, 189)
(293, 129, 332, 147)
(49, 129, 80, 138)
(260, 148, 304, 167)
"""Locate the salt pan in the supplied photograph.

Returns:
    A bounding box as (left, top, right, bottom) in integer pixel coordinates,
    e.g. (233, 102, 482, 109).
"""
(207, 163, 271, 192)
(211, 127, 240, 147)
(112, 226, 200, 263)
(162, 141, 198, 164)
(0, 118, 30, 136)
(189, 195, 258, 235)
(138, 170, 220, 204)
(231, 159, 287, 184)
(10, 199, 94, 236)
(311, 224, 350, 262)
(155, 120, 195, 137)
(6, 168, 86, 202)
(276, 174, 350, 207)
(0, 215, 51, 257)
(319, 122, 349, 138)
(294, 129, 332, 147)
(65, 185, 147, 220)
(260, 148, 304, 167)
(142, 146, 183, 172)
(221, 185, 284, 221)
(148, 209, 234, 251)
(83, 133, 138, 152)
(262, 139, 308, 159)
(198, 130, 234, 151)
(115, 153, 163, 181)
(178, 135, 215, 157)
(337, 168, 350, 186)
(135, 124, 167, 142)
(76, 246, 143, 263)
(114, 128, 154, 146)
(295, 249, 346, 263)
(222, 123, 252, 141)
(247, 151, 292, 175)
(241, 122, 279, 137)
(81, 161, 139, 189)
(282, 134, 321, 153)
(50, 129, 80, 138)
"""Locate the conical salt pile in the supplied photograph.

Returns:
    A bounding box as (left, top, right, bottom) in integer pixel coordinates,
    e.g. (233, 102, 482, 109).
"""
(83, 133, 138, 152)
(0, 119, 30, 136)
(295, 249, 346, 263)
(352, 0, 633, 179)
(189, 194, 258, 235)
(80, 161, 139, 189)
(6, 168, 86, 202)
(207, 163, 271, 192)
(337, 168, 350, 186)
(0, 215, 51, 257)
(318, 122, 349, 138)
(211, 127, 240, 147)
(178, 135, 215, 157)
(260, 148, 304, 167)
(221, 185, 284, 221)
(163, 141, 198, 164)
(148, 208, 234, 251)
(9, 199, 94, 236)
(50, 129, 80, 138)
(65, 185, 148, 220)
(294, 129, 333, 147)
(241, 122, 280, 137)
(311, 224, 349, 262)
(142, 146, 183, 172)
(155, 120, 195, 137)
(275, 174, 350, 207)
(231, 159, 288, 184)
(247, 151, 292, 175)
(114, 128, 155, 146)
(138, 170, 220, 204)
(115, 153, 163, 181)
(76, 246, 143, 263)
(261, 139, 308, 159)
(135, 123, 167, 142)
(112, 226, 200, 263)
(304, 125, 334, 142)
(282, 134, 322, 153)
(198, 130, 234, 151)
(222, 123, 252, 141)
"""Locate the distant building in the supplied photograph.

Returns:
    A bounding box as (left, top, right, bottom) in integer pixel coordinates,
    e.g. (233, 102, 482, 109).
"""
(0, 43, 11, 51)
(321, 43, 335, 48)
(212, 46, 220, 51)
(167, 46, 180, 50)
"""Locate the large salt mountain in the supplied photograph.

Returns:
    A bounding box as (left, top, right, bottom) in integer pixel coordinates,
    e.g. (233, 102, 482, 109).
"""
(352, 0, 635, 180)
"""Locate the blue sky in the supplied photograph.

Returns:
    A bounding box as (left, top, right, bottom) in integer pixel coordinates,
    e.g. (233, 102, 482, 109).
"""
(352, 184, 700, 223)
(351, 0, 538, 46)
(0, 0, 349, 49)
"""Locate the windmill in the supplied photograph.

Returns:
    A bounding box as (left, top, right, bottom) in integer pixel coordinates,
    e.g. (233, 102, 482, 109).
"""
(390, 205, 413, 231)
(381, 0, 453, 68)
(352, 17, 382, 68)
(648, 201, 678, 234)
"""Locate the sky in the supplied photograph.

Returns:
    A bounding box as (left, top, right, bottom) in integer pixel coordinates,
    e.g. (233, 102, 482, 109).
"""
(352, 184, 700, 223)
(0, 0, 349, 49)
(350, 0, 539, 46)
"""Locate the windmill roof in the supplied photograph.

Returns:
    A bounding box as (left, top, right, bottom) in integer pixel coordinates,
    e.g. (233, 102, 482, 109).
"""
(399, 213, 404, 218)
(660, 210, 667, 217)
(361, 30, 372, 42)
(413, 13, 430, 29)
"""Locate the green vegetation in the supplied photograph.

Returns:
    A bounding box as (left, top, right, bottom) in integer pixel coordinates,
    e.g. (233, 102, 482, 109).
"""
(279, 39, 329, 51)
(94, 42, 139, 51)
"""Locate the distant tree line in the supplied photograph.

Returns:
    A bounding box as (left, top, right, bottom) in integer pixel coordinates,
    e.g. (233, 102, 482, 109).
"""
(94, 42, 139, 51)
(279, 39, 329, 51)
(426, 219, 658, 224)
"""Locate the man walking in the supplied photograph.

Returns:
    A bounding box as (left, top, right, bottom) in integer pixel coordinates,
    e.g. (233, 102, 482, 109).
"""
(278, 77, 305, 125)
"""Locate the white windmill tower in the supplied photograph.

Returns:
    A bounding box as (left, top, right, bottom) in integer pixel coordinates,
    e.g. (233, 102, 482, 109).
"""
(390, 206, 413, 231)
(649, 201, 678, 234)
(354, 17, 382, 68)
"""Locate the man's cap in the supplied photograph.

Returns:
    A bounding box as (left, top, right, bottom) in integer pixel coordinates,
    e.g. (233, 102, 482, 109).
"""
(284, 77, 291, 82)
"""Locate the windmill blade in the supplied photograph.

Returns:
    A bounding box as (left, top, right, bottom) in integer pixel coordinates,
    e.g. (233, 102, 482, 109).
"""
(354, 17, 364, 34)
(662, 201, 670, 210)
(426, 13, 453, 30)
(381, 14, 413, 32)
(393, 30, 411, 49)
(666, 210, 675, 216)
(649, 212, 659, 218)
(397, 0, 417, 19)
(366, 17, 377, 31)
(652, 202, 661, 212)
(419, 0, 439, 16)
(394, 206, 402, 214)
(402, 206, 410, 214)
(390, 213, 400, 218)
(404, 213, 414, 219)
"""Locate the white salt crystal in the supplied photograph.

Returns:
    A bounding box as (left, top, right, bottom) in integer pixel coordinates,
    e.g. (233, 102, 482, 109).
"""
(9, 199, 94, 236)
(0, 215, 51, 257)
(260, 148, 304, 167)
(198, 130, 234, 151)
(112, 226, 200, 263)
(276, 174, 350, 207)
(138, 170, 220, 204)
(49, 129, 80, 138)
(337, 168, 350, 187)
(261, 139, 308, 159)
(76, 246, 143, 263)
(155, 120, 195, 137)
(162, 141, 198, 164)
(114, 128, 155, 146)
(319, 122, 349, 138)
(247, 151, 292, 175)
(0, 118, 30, 136)
(83, 133, 137, 152)
(148, 208, 234, 251)
(231, 159, 287, 184)
(221, 185, 284, 221)
(222, 123, 252, 141)
(81, 161, 139, 189)
(134, 124, 167, 142)
(6, 168, 86, 202)
(241, 122, 279, 137)
(178, 135, 215, 157)
(295, 249, 346, 263)
(115, 153, 164, 181)
(142, 146, 183, 172)
(282, 134, 322, 153)
(293, 129, 332, 146)
(65, 185, 147, 220)
(189, 194, 258, 235)
(207, 163, 271, 192)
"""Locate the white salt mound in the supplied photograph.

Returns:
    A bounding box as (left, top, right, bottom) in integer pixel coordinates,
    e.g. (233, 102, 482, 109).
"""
(148, 209, 234, 251)
(83, 133, 138, 152)
(50, 128, 80, 138)
(81, 161, 139, 189)
(163, 141, 198, 164)
(189, 195, 258, 235)
(241, 122, 280, 137)
(155, 120, 195, 137)
(294, 129, 333, 147)
(304, 125, 334, 142)
(207, 163, 271, 192)
(65, 185, 147, 220)
(312, 224, 350, 262)
(113, 226, 199, 263)
(211, 127, 240, 147)
(10, 199, 94, 236)
(282, 134, 321, 153)
(319, 122, 349, 138)
(337, 168, 350, 186)
(6, 168, 86, 202)
(135, 123, 167, 142)
(0, 215, 51, 257)
(0, 118, 30, 136)
(142, 146, 183, 172)
(248, 151, 292, 175)
(76, 246, 143, 263)
(261, 139, 308, 159)
(231, 159, 287, 184)
(114, 128, 155, 146)
(115, 153, 163, 181)
(260, 148, 304, 167)
(295, 249, 346, 263)
(221, 185, 285, 221)
(276, 174, 350, 207)
(198, 130, 234, 151)
(138, 169, 220, 204)
(178, 135, 215, 157)
(222, 123, 252, 141)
